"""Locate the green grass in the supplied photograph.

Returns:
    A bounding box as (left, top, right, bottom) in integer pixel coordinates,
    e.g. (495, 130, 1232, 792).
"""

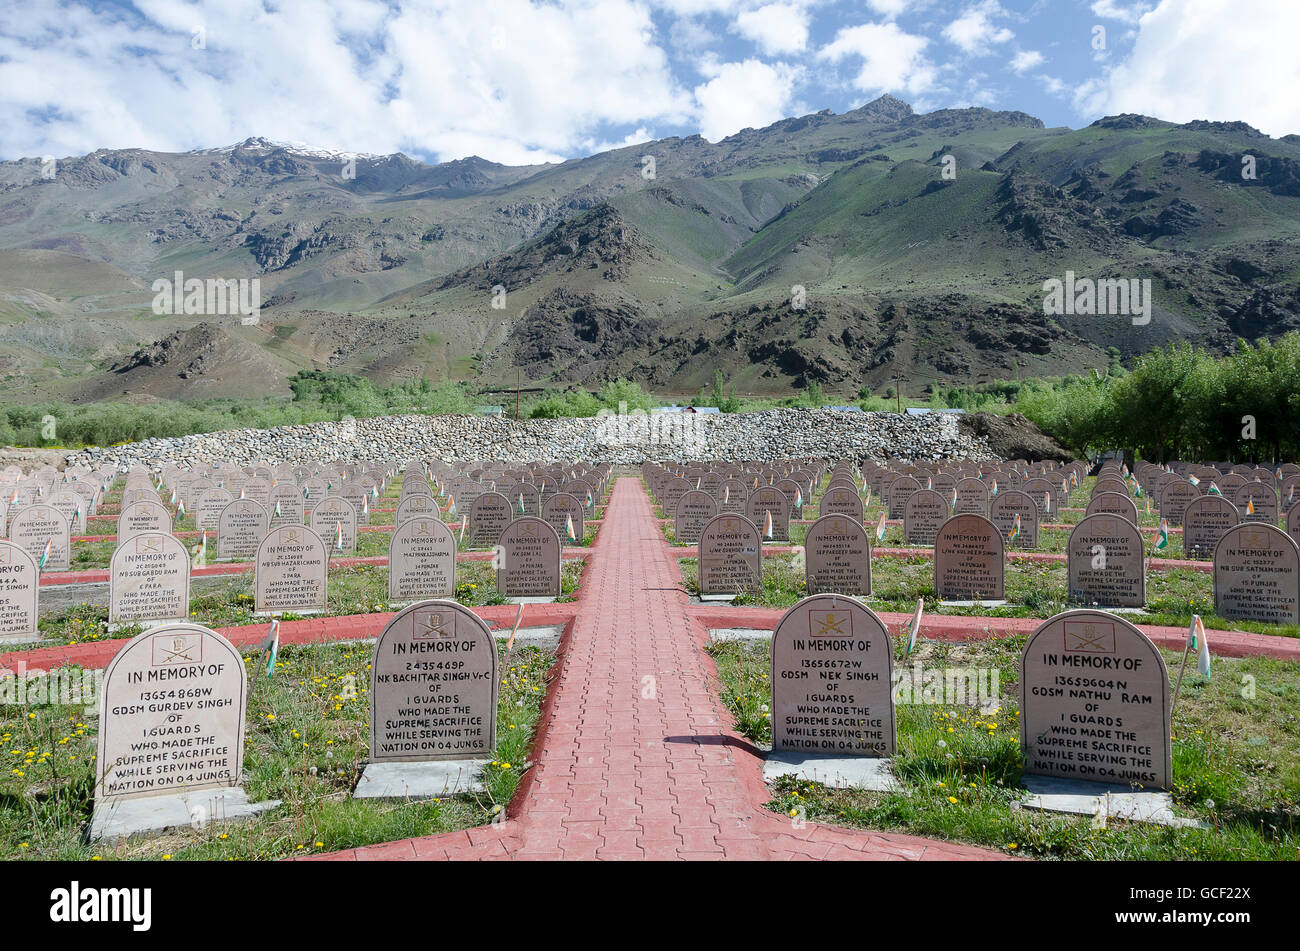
(0, 639, 554, 860)
(707, 634, 1299, 860)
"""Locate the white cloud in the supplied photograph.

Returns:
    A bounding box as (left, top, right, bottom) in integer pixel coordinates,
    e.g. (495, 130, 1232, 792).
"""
(733, 2, 810, 55)
(865, 0, 914, 17)
(943, 1, 1014, 54)
(1009, 49, 1044, 73)
(818, 22, 936, 95)
(0, 0, 692, 164)
(1091, 0, 1156, 22)
(1076, 0, 1300, 137)
(693, 59, 802, 141)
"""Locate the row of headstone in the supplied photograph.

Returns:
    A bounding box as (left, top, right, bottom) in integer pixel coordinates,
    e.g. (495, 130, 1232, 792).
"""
(768, 595, 1172, 789)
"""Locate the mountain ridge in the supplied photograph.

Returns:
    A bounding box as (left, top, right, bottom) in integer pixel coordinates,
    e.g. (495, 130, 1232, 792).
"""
(2, 95, 1299, 401)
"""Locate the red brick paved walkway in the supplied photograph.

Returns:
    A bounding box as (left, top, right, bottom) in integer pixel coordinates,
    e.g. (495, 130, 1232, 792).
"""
(307, 476, 1010, 861)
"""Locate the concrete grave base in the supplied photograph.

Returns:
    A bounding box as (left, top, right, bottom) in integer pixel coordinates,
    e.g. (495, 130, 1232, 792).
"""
(1093, 607, 1148, 615)
(763, 752, 901, 791)
(505, 596, 557, 604)
(354, 759, 491, 799)
(90, 786, 280, 843)
(1019, 775, 1203, 828)
(0, 632, 40, 645)
(939, 599, 1008, 609)
(708, 628, 771, 642)
(699, 593, 739, 603)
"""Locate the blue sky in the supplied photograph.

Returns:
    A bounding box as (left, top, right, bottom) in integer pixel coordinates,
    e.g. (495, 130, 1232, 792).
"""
(0, 0, 1295, 166)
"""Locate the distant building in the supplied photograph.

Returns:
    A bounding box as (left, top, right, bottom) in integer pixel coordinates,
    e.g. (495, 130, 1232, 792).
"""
(474, 405, 503, 416)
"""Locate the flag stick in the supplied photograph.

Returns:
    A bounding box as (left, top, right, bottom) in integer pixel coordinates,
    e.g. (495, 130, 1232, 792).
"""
(505, 603, 525, 653)
(1170, 630, 1195, 722)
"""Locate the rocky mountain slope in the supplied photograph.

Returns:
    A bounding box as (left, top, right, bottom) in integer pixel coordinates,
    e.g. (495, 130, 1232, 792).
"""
(2, 97, 1298, 401)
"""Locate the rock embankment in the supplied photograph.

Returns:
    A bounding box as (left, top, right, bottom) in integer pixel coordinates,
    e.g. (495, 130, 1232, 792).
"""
(63, 408, 999, 470)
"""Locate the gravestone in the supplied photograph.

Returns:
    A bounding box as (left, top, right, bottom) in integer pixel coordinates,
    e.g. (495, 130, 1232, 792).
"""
(674, 489, 718, 545)
(887, 476, 921, 520)
(1020, 609, 1171, 789)
(497, 516, 562, 598)
(268, 484, 304, 531)
(904, 488, 949, 547)
(933, 514, 1005, 602)
(109, 533, 191, 626)
(1067, 515, 1146, 608)
(93, 622, 261, 840)
(117, 500, 173, 546)
(1183, 496, 1239, 559)
(804, 515, 871, 597)
(366, 600, 497, 773)
(1289, 503, 1300, 548)
(388, 518, 457, 603)
(746, 485, 791, 541)
(195, 488, 233, 532)
(0, 540, 38, 641)
(1159, 479, 1200, 527)
(990, 489, 1039, 549)
(468, 491, 512, 548)
(819, 486, 864, 523)
(309, 497, 357, 557)
(1232, 482, 1278, 526)
(718, 478, 748, 515)
(216, 499, 268, 561)
(542, 492, 586, 544)
(9, 504, 70, 572)
(697, 514, 762, 598)
(1085, 491, 1139, 524)
(953, 478, 989, 516)
(1213, 523, 1300, 624)
(770, 594, 895, 755)
(396, 492, 441, 526)
(254, 525, 328, 615)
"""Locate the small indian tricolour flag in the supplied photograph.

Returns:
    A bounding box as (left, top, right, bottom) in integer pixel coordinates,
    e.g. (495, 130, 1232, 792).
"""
(363, 495, 370, 519)
(585, 490, 594, 511)
(274, 501, 282, 518)
(722, 484, 730, 504)
(335, 521, 344, 551)
(1188, 474, 1200, 487)
(565, 512, 576, 541)
(445, 494, 456, 516)
(875, 511, 887, 542)
(1008, 512, 1021, 542)
(794, 488, 803, 511)
(1207, 481, 1222, 496)
(904, 597, 924, 656)
(1246, 497, 1256, 516)
(1043, 491, 1051, 515)
(950, 487, 958, 510)
(518, 493, 526, 514)
(176, 499, 186, 518)
(1151, 519, 1169, 551)
(989, 478, 998, 498)
(1189, 615, 1210, 678)
(763, 510, 774, 539)
(39, 538, 52, 571)
(194, 531, 207, 567)
(261, 620, 280, 679)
